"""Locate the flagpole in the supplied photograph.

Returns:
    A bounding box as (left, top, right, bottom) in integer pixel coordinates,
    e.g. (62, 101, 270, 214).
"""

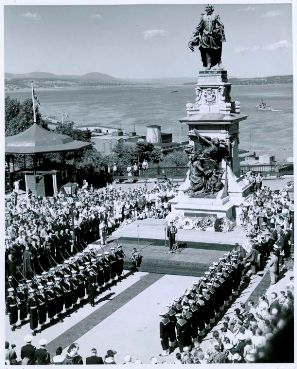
(31, 81, 36, 123)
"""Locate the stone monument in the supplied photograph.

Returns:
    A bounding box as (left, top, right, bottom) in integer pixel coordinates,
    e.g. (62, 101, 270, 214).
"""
(169, 4, 251, 224)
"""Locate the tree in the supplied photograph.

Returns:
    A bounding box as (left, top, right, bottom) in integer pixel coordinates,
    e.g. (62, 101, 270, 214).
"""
(162, 151, 189, 167)
(5, 96, 47, 136)
(54, 121, 91, 142)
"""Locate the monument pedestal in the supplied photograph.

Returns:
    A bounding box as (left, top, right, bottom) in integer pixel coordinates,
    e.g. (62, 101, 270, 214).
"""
(170, 69, 251, 225)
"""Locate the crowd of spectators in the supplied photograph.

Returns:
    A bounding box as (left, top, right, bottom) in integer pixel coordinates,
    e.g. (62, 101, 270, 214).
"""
(5, 180, 177, 281)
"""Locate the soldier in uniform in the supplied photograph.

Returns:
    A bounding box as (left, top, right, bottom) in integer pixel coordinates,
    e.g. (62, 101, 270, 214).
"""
(36, 285, 47, 331)
(87, 268, 97, 307)
(6, 288, 18, 331)
(175, 312, 191, 353)
(70, 270, 80, 311)
(44, 281, 57, 324)
(61, 274, 72, 316)
(77, 266, 86, 305)
(102, 252, 111, 286)
(53, 277, 64, 321)
(159, 312, 171, 356)
(16, 282, 28, 326)
(27, 288, 39, 335)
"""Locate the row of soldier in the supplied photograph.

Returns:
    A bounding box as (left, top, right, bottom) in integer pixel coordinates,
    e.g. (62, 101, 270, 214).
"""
(6, 246, 125, 335)
(159, 250, 250, 355)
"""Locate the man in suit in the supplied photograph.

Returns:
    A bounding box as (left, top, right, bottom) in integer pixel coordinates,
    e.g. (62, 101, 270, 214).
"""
(167, 221, 177, 253)
(86, 348, 104, 364)
(268, 251, 279, 285)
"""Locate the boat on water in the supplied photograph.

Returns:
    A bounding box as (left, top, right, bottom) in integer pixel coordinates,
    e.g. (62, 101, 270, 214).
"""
(256, 99, 272, 111)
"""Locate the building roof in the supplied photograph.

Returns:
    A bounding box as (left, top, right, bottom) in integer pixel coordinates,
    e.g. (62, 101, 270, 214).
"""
(5, 123, 92, 154)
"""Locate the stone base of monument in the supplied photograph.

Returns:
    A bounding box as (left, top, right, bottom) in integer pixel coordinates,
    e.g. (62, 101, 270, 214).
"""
(169, 166, 252, 223)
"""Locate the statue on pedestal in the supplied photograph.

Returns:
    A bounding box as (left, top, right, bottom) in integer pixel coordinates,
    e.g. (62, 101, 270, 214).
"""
(184, 129, 230, 196)
(188, 4, 226, 70)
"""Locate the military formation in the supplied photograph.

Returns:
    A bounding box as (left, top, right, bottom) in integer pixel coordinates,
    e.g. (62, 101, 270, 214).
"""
(6, 246, 125, 335)
(159, 250, 249, 355)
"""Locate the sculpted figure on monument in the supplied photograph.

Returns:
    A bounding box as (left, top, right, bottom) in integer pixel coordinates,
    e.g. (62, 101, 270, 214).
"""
(188, 4, 226, 70)
(184, 129, 229, 196)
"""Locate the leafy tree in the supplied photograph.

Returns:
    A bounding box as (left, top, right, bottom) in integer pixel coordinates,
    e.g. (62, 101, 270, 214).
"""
(162, 151, 189, 167)
(54, 121, 91, 142)
(5, 96, 47, 136)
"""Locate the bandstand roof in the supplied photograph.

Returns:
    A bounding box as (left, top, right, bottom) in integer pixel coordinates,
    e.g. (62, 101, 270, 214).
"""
(5, 123, 92, 154)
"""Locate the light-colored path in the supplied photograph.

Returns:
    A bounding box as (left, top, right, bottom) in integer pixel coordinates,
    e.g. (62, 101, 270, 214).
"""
(63, 274, 197, 364)
(5, 271, 148, 355)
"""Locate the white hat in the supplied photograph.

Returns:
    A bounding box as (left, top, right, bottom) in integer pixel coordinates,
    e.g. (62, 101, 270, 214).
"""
(38, 338, 47, 346)
(24, 335, 33, 343)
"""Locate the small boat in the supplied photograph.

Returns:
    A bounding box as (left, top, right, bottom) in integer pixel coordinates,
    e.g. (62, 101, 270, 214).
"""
(170, 90, 179, 93)
(256, 99, 272, 111)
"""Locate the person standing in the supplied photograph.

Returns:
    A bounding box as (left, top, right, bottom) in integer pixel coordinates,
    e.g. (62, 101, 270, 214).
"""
(86, 348, 104, 364)
(268, 251, 279, 285)
(159, 312, 171, 356)
(34, 339, 51, 365)
(167, 221, 177, 253)
(21, 335, 36, 365)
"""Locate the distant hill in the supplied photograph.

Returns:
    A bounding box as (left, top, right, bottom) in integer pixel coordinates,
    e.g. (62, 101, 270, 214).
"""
(5, 71, 125, 91)
(5, 71, 117, 81)
(184, 74, 293, 86)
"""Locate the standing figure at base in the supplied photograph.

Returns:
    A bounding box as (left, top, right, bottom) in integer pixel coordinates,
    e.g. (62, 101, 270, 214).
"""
(167, 221, 177, 253)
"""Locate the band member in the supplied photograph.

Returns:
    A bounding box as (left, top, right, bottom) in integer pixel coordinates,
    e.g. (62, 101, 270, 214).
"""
(167, 221, 177, 253)
(7, 288, 18, 331)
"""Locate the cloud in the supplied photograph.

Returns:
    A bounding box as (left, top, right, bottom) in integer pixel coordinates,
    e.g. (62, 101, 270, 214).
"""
(261, 10, 283, 18)
(263, 40, 291, 50)
(21, 12, 39, 19)
(235, 40, 291, 53)
(90, 13, 103, 19)
(235, 46, 260, 53)
(237, 6, 256, 12)
(142, 29, 168, 40)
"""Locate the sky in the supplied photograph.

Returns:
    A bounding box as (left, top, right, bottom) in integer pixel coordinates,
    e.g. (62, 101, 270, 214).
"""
(4, 3, 293, 79)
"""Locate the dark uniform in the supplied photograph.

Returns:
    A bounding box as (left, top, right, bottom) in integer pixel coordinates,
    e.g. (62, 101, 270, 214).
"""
(27, 290, 39, 334)
(159, 313, 172, 354)
(44, 283, 56, 321)
(87, 270, 97, 306)
(16, 286, 28, 323)
(7, 290, 18, 330)
(53, 278, 64, 318)
(176, 314, 192, 352)
(115, 246, 125, 277)
(61, 276, 73, 313)
(108, 250, 117, 281)
(36, 287, 47, 329)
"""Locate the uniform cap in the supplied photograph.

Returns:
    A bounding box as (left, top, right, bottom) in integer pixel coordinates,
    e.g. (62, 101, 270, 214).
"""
(91, 258, 96, 262)
(213, 262, 218, 266)
(28, 289, 35, 293)
(38, 285, 44, 290)
(26, 280, 31, 284)
(71, 270, 77, 274)
(158, 312, 167, 316)
(7, 288, 14, 292)
(42, 272, 48, 276)
(117, 245, 122, 248)
(98, 254, 103, 257)
(38, 339, 47, 346)
(47, 281, 53, 286)
(110, 247, 115, 250)
(24, 335, 33, 343)
(64, 260, 70, 264)
(64, 274, 70, 278)
(79, 266, 84, 270)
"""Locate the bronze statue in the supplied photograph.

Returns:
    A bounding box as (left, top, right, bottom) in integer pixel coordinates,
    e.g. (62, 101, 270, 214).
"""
(184, 129, 229, 196)
(188, 4, 226, 70)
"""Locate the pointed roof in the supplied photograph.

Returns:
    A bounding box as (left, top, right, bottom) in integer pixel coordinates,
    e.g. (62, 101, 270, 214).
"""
(5, 123, 92, 154)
